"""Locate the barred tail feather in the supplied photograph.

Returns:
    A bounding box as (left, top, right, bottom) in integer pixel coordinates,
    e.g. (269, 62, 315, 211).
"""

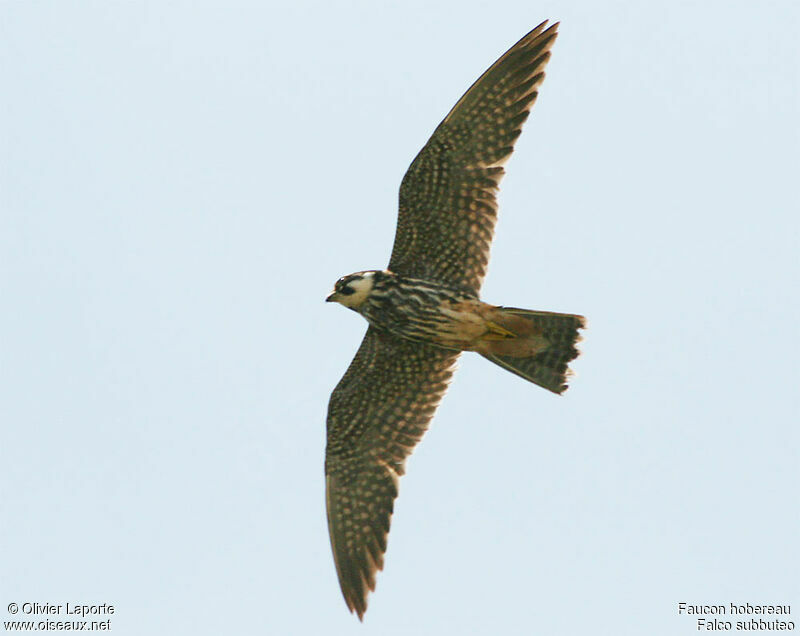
(479, 308, 586, 394)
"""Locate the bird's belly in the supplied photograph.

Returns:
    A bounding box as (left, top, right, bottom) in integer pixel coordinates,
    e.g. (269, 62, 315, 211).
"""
(372, 299, 498, 352)
(430, 301, 492, 349)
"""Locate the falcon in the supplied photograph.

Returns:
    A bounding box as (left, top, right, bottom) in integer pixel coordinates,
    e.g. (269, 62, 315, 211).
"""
(324, 20, 585, 619)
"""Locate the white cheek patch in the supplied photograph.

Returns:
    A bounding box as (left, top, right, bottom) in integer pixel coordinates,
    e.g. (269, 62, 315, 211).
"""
(340, 275, 374, 308)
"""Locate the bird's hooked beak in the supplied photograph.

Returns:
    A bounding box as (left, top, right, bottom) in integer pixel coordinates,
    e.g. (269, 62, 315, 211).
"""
(325, 291, 338, 303)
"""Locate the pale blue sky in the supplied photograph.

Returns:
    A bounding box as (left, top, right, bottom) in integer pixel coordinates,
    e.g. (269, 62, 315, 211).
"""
(2, 1, 798, 634)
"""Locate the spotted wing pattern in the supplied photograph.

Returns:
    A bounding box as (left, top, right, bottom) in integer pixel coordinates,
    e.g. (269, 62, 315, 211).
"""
(325, 326, 459, 619)
(389, 21, 559, 296)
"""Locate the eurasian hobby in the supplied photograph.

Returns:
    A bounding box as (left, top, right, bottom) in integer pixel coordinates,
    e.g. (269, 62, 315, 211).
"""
(324, 20, 585, 619)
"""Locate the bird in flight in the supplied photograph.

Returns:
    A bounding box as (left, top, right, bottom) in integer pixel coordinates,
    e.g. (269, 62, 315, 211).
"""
(324, 20, 584, 619)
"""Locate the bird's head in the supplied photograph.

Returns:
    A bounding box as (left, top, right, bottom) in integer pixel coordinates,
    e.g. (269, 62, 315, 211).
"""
(325, 271, 377, 309)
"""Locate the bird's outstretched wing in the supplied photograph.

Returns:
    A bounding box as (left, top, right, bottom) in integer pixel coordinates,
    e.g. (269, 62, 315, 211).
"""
(325, 326, 459, 619)
(389, 21, 559, 296)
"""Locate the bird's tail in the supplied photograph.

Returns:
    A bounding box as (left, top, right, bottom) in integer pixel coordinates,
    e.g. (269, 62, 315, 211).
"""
(477, 307, 586, 394)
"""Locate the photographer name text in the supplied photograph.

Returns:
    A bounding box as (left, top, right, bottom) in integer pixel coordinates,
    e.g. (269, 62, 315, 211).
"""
(17, 603, 114, 618)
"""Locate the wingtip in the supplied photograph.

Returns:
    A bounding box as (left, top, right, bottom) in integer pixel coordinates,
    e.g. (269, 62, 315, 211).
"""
(346, 590, 369, 621)
(515, 20, 559, 56)
(338, 569, 372, 621)
(543, 21, 560, 42)
(342, 586, 368, 621)
(527, 19, 559, 41)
